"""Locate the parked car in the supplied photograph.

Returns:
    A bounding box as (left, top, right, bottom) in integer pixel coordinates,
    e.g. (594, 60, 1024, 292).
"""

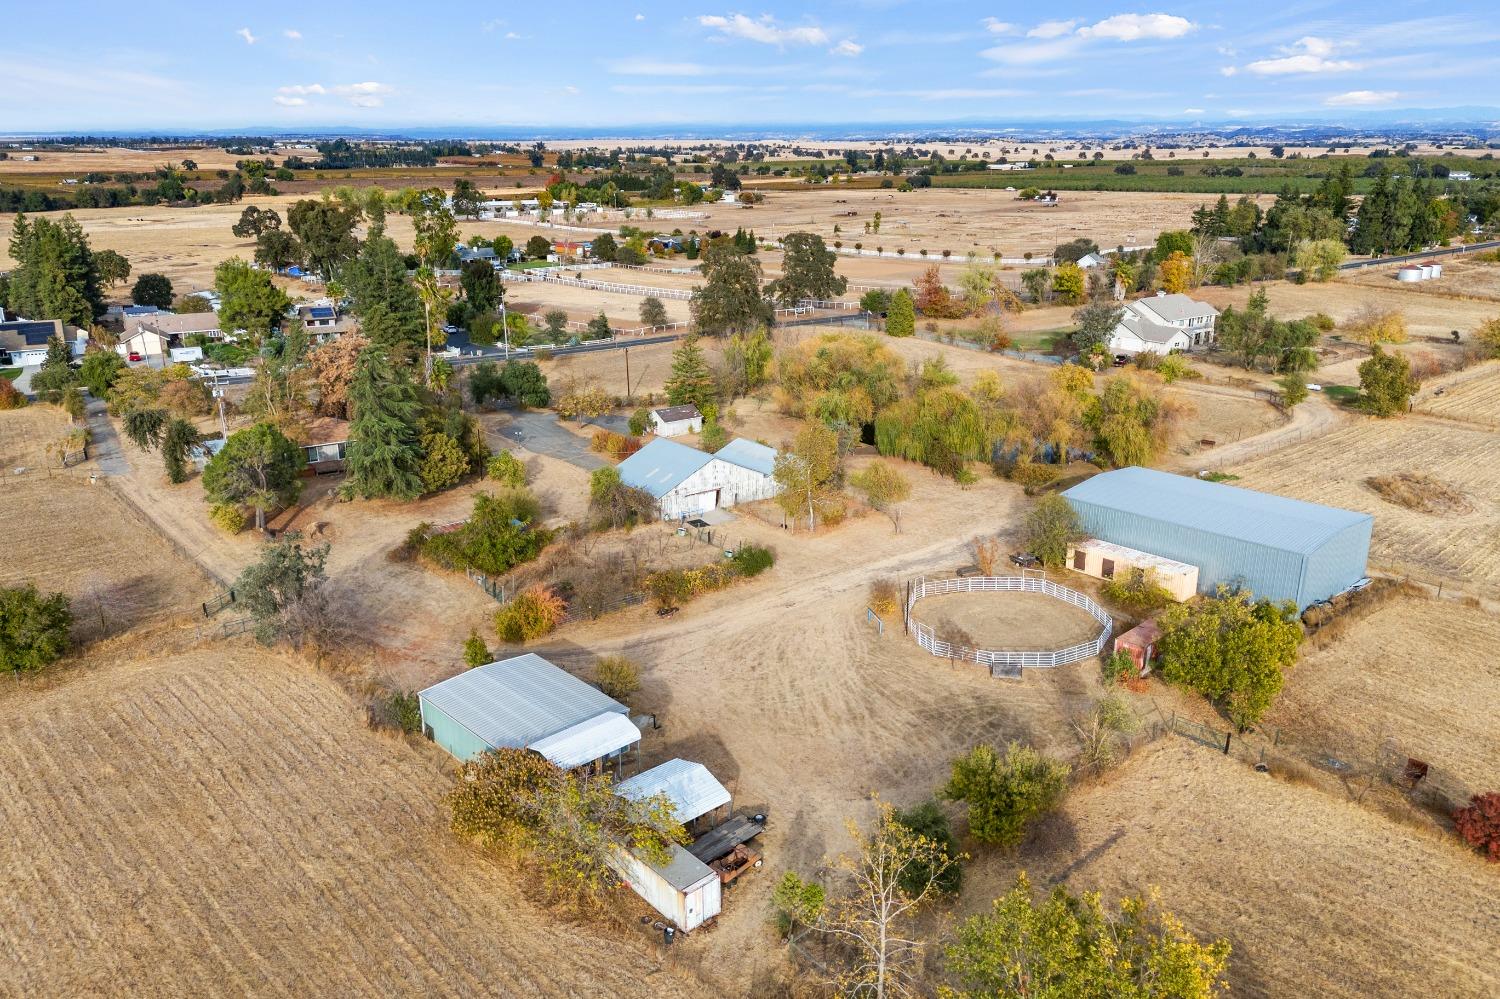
(127, 351, 143, 362)
(1010, 552, 1040, 568)
(1307, 383, 1323, 392)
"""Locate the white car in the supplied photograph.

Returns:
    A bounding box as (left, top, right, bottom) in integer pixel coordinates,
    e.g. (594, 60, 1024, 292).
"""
(1307, 383, 1323, 392)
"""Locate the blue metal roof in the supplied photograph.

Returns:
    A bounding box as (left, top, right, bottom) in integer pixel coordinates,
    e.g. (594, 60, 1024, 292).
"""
(617, 438, 714, 498)
(714, 438, 777, 477)
(1062, 467, 1371, 556)
(418, 653, 627, 750)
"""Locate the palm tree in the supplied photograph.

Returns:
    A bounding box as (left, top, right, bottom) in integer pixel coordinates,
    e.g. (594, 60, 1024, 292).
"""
(413, 268, 454, 388)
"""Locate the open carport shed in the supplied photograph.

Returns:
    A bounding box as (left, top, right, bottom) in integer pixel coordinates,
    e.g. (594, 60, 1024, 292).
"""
(418, 654, 639, 771)
(1062, 467, 1371, 609)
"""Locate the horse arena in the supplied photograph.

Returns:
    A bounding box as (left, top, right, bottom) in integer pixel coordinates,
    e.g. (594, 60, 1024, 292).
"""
(904, 575, 1114, 678)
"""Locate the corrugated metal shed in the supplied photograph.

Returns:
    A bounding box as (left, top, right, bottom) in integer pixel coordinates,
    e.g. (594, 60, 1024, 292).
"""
(418, 654, 627, 756)
(714, 438, 777, 477)
(1062, 467, 1371, 608)
(616, 759, 731, 824)
(617, 438, 715, 498)
(528, 712, 641, 769)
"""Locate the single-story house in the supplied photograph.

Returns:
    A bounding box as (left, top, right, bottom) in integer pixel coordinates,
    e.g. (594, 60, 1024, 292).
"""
(649, 404, 703, 437)
(299, 416, 350, 474)
(1449, 170, 1473, 182)
(1066, 538, 1198, 601)
(1076, 251, 1109, 269)
(121, 312, 226, 359)
(106, 304, 162, 321)
(986, 162, 1032, 171)
(646, 236, 685, 254)
(0, 319, 72, 367)
(550, 241, 592, 260)
(610, 759, 733, 931)
(455, 245, 497, 265)
(616, 437, 782, 520)
(418, 653, 641, 773)
(1107, 293, 1220, 356)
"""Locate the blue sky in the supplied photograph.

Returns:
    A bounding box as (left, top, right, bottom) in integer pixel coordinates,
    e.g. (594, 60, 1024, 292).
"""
(6, 2, 1499, 131)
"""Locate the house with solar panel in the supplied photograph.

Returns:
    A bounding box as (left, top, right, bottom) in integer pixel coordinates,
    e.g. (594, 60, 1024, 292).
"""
(417, 653, 642, 775)
(296, 303, 357, 340)
(1062, 467, 1372, 609)
(616, 436, 782, 520)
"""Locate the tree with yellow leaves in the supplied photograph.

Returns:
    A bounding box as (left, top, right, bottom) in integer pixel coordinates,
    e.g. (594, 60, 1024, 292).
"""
(1159, 250, 1194, 294)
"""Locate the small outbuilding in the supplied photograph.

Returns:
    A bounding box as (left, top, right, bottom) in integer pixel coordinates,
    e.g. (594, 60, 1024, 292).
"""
(417, 653, 639, 772)
(615, 758, 732, 836)
(1062, 467, 1371, 609)
(617, 437, 782, 520)
(649, 404, 703, 437)
(1066, 538, 1198, 601)
(1112, 618, 1162, 676)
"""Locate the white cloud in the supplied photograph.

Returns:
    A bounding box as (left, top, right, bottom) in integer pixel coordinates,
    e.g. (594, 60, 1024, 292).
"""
(236, 27, 257, 45)
(1077, 13, 1195, 41)
(504, 32, 523, 40)
(1028, 20, 1078, 39)
(1325, 89, 1398, 106)
(277, 84, 327, 96)
(613, 82, 783, 95)
(634, 12, 645, 20)
(1219, 66, 1238, 76)
(831, 39, 864, 57)
(333, 81, 393, 107)
(609, 58, 708, 76)
(1183, 107, 1206, 114)
(273, 96, 306, 107)
(1244, 36, 1359, 75)
(698, 14, 828, 47)
(982, 19, 1016, 35)
(564, 85, 580, 95)
(283, 29, 301, 40)
(481, 19, 505, 32)
(981, 37, 1083, 65)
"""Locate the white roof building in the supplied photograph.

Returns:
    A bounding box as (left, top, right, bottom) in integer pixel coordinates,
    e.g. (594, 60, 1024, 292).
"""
(616, 759, 731, 826)
(617, 437, 782, 520)
(1108, 293, 1220, 356)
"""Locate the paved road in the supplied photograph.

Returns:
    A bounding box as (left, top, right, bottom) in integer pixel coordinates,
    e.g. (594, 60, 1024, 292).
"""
(84, 395, 130, 476)
(1337, 239, 1500, 272)
(487, 410, 613, 471)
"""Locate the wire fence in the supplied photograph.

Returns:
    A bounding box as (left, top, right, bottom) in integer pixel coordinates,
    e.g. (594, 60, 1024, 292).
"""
(905, 574, 1113, 676)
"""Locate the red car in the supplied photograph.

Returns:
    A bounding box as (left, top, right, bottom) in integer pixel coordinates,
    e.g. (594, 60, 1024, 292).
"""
(127, 352, 143, 361)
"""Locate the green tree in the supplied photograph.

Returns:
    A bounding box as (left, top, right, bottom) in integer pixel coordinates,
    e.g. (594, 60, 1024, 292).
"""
(214, 259, 291, 341)
(594, 655, 641, 701)
(94, 249, 131, 288)
(766, 231, 847, 306)
(1293, 238, 1346, 282)
(450, 179, 482, 219)
(232, 534, 330, 644)
(723, 327, 773, 394)
(1051, 262, 1086, 305)
(131, 272, 174, 309)
(773, 422, 841, 531)
(691, 240, 774, 335)
(1215, 288, 1277, 371)
(345, 348, 424, 500)
(525, 234, 553, 259)
(413, 193, 459, 267)
(1277, 371, 1309, 408)
(639, 295, 668, 328)
(849, 461, 912, 532)
(663, 334, 716, 409)
(886, 287, 916, 337)
(160, 417, 200, 484)
(586, 311, 611, 339)
(890, 800, 961, 896)
(1154, 229, 1196, 260)
(1073, 302, 1124, 358)
(343, 228, 425, 362)
(499, 361, 551, 407)
(254, 229, 303, 271)
(287, 199, 361, 278)
(945, 873, 1231, 999)
(486, 449, 527, 486)
(463, 628, 492, 667)
(6, 213, 103, 327)
(860, 288, 892, 315)
(231, 205, 281, 239)
(591, 232, 618, 262)
(0, 584, 72, 674)
(460, 258, 501, 314)
(1156, 587, 1303, 728)
(29, 335, 79, 402)
(202, 422, 306, 531)
(942, 742, 1070, 847)
(1358, 346, 1419, 418)
(1023, 494, 1085, 567)
(122, 407, 168, 451)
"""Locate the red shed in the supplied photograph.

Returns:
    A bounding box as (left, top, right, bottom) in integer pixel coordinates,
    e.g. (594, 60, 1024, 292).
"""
(1113, 618, 1162, 676)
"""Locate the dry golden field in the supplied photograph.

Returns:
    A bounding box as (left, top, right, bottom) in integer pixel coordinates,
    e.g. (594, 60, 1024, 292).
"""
(1346, 256, 1500, 303)
(1417, 361, 1500, 428)
(0, 643, 700, 998)
(1270, 594, 1500, 795)
(0, 401, 70, 470)
(1230, 417, 1500, 595)
(971, 739, 1500, 999)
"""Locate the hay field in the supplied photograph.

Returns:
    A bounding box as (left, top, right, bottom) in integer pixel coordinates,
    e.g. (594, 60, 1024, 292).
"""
(971, 740, 1500, 999)
(0, 146, 256, 175)
(0, 403, 71, 470)
(1271, 594, 1500, 794)
(0, 644, 698, 998)
(1417, 362, 1500, 428)
(1229, 418, 1500, 594)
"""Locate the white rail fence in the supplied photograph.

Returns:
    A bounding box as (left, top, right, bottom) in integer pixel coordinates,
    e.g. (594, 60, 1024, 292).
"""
(905, 575, 1113, 678)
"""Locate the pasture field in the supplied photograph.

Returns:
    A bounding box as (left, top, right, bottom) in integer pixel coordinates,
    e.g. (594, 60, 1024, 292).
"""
(1417, 361, 1500, 428)
(1229, 418, 1500, 595)
(1270, 594, 1500, 795)
(973, 739, 1500, 999)
(0, 643, 699, 998)
(0, 402, 71, 470)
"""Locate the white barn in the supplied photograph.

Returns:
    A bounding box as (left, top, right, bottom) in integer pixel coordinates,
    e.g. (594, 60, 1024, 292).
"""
(617, 437, 781, 520)
(1108, 293, 1219, 357)
(649, 404, 703, 437)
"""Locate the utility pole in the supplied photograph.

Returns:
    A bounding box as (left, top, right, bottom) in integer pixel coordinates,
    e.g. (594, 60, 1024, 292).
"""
(624, 346, 631, 403)
(423, 297, 433, 387)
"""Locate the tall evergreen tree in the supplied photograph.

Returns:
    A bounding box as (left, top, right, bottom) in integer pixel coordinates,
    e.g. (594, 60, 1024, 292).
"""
(345, 348, 425, 500)
(6, 213, 102, 326)
(690, 240, 773, 335)
(343, 227, 425, 362)
(663, 335, 717, 409)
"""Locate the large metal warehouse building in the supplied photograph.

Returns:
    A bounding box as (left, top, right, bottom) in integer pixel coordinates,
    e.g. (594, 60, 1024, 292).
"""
(1062, 467, 1371, 609)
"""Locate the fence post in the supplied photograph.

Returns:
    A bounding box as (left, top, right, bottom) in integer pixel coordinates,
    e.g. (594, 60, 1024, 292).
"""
(1223, 731, 1232, 755)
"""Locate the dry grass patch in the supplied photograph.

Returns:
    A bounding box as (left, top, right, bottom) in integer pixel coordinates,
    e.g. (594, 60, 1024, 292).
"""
(0, 642, 699, 998)
(0, 403, 72, 470)
(982, 740, 1500, 999)
(1417, 362, 1500, 428)
(1230, 418, 1500, 595)
(1364, 472, 1473, 514)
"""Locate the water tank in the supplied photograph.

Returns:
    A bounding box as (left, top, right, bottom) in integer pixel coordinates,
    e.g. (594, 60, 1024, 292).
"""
(1429, 263, 1442, 278)
(1419, 264, 1434, 279)
(1397, 266, 1423, 282)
